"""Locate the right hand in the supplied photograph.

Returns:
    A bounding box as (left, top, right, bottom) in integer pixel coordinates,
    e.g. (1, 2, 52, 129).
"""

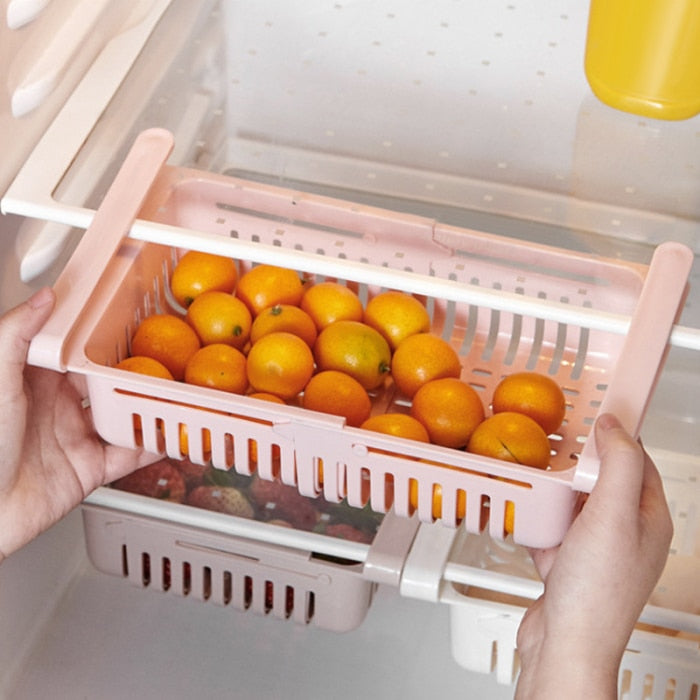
(514, 413, 673, 699)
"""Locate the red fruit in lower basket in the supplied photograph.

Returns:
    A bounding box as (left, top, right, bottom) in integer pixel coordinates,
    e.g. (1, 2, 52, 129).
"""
(248, 477, 320, 531)
(324, 523, 374, 544)
(173, 458, 210, 490)
(186, 486, 255, 518)
(111, 460, 186, 503)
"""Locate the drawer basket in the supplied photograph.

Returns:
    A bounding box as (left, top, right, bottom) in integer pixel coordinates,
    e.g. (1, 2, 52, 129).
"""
(29, 129, 693, 549)
(82, 502, 376, 633)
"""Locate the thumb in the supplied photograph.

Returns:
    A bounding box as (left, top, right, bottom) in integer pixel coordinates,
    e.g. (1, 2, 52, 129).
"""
(589, 412, 646, 516)
(0, 287, 55, 404)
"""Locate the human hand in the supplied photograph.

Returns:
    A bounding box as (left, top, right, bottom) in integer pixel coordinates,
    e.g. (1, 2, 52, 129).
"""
(515, 413, 673, 699)
(0, 288, 156, 562)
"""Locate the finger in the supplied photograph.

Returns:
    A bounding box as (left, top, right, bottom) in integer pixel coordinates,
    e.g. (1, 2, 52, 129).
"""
(0, 288, 55, 490)
(589, 412, 646, 515)
(639, 448, 673, 544)
(100, 445, 163, 486)
(0, 287, 55, 402)
(639, 445, 664, 501)
(528, 545, 559, 581)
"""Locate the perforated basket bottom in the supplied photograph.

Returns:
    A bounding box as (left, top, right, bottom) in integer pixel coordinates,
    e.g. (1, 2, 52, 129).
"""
(82, 505, 375, 633)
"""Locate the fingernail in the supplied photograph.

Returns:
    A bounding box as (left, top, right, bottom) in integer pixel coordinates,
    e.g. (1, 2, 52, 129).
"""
(596, 412, 620, 431)
(27, 287, 54, 310)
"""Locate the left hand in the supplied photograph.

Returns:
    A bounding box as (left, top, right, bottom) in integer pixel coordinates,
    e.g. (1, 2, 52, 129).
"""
(0, 287, 156, 562)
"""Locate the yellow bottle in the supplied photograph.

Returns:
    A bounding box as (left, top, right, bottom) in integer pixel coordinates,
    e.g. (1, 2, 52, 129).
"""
(585, 0, 700, 120)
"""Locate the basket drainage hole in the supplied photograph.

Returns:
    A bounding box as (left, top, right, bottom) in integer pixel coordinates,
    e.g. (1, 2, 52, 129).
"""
(223, 571, 232, 605)
(203, 566, 212, 601)
(285, 585, 294, 618)
(262, 583, 295, 617)
(306, 591, 315, 624)
(264, 580, 274, 614)
(131, 414, 146, 448)
(244, 575, 253, 609)
(162, 557, 171, 591)
(141, 552, 151, 586)
(121, 545, 129, 577)
(183, 562, 192, 596)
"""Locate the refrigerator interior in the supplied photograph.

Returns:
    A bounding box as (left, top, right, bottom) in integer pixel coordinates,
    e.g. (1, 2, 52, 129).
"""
(1, 1, 700, 698)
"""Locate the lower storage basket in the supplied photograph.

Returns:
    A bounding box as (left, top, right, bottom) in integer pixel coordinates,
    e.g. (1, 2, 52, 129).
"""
(30, 129, 694, 550)
(438, 446, 700, 697)
(445, 585, 700, 698)
(82, 500, 377, 633)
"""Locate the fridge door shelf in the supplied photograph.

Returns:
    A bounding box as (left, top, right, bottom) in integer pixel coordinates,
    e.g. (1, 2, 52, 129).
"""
(25, 129, 693, 550)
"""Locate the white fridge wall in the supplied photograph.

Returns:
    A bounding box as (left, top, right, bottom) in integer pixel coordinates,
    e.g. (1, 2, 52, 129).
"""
(28, 0, 699, 251)
(220, 1, 700, 246)
(0, 512, 85, 696)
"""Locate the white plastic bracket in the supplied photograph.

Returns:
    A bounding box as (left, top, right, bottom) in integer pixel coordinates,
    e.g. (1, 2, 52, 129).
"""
(573, 241, 694, 492)
(26, 128, 174, 371)
(362, 511, 421, 587)
(399, 521, 461, 603)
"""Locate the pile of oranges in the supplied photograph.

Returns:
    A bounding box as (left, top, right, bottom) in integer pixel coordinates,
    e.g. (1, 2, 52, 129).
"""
(117, 251, 568, 530)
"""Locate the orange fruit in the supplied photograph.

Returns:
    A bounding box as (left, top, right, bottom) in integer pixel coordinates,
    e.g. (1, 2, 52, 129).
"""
(303, 370, 372, 427)
(467, 412, 551, 470)
(170, 251, 237, 308)
(236, 264, 305, 316)
(360, 413, 430, 516)
(248, 392, 287, 405)
(301, 281, 364, 330)
(114, 356, 174, 446)
(115, 355, 174, 380)
(185, 291, 252, 349)
(131, 313, 201, 381)
(364, 290, 431, 351)
(491, 371, 567, 435)
(246, 331, 314, 399)
(411, 377, 485, 448)
(408, 479, 467, 522)
(314, 320, 391, 391)
(360, 413, 430, 443)
(250, 304, 318, 347)
(247, 392, 286, 466)
(391, 332, 462, 398)
(504, 501, 515, 534)
(179, 425, 212, 461)
(184, 343, 248, 394)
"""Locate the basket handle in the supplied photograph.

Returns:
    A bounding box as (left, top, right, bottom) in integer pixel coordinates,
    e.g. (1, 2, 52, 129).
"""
(573, 240, 694, 493)
(27, 128, 174, 371)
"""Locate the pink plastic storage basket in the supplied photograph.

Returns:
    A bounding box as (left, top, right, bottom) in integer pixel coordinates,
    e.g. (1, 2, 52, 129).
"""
(29, 129, 693, 548)
(82, 502, 375, 632)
